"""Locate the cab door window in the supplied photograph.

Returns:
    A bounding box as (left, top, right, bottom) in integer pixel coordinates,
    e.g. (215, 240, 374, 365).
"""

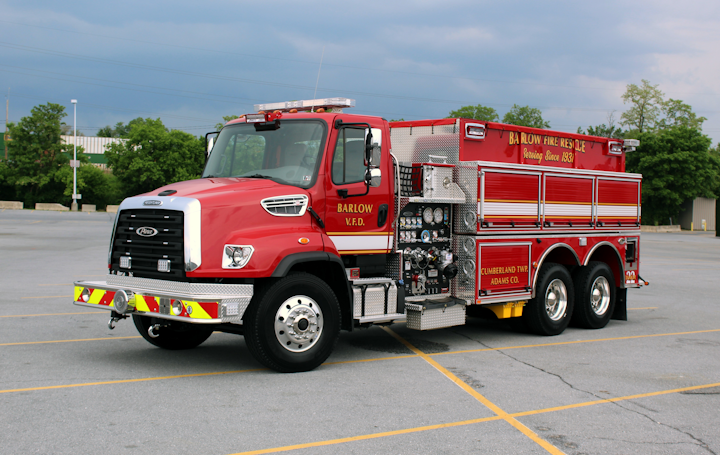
(332, 127, 382, 185)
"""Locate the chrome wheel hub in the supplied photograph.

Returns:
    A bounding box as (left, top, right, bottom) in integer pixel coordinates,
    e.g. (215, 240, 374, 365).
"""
(545, 279, 568, 321)
(274, 295, 323, 353)
(590, 276, 610, 316)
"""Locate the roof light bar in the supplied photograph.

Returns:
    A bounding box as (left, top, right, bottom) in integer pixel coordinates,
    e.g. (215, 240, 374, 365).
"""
(254, 98, 355, 113)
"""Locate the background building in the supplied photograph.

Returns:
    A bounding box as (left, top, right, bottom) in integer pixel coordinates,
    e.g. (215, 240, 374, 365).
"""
(61, 135, 125, 169)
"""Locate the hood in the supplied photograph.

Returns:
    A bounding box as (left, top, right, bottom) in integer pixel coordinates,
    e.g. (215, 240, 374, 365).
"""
(148, 177, 309, 209)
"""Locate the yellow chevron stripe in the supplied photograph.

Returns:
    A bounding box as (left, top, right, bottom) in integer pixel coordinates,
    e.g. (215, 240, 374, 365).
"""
(88, 289, 105, 305)
(134, 295, 150, 312)
(74, 286, 82, 301)
(184, 301, 211, 319)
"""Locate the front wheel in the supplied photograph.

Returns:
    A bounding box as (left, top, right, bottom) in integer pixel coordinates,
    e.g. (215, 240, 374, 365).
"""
(572, 262, 616, 329)
(244, 273, 341, 373)
(523, 263, 574, 336)
(132, 315, 212, 350)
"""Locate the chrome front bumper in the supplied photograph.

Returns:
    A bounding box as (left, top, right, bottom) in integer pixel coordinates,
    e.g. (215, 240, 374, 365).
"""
(73, 275, 253, 325)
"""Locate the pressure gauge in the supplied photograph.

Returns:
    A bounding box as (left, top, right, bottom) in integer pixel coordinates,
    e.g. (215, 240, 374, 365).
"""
(423, 207, 434, 224)
(434, 207, 444, 224)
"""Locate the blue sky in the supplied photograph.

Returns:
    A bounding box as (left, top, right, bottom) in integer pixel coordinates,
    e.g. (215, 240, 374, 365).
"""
(2, 0, 719, 144)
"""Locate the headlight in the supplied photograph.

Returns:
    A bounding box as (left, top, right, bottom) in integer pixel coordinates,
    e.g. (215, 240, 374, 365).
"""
(222, 245, 254, 269)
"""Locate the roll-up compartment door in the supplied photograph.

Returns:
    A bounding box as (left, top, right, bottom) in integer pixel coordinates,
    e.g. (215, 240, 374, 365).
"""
(480, 170, 540, 230)
(543, 174, 594, 228)
(596, 178, 641, 228)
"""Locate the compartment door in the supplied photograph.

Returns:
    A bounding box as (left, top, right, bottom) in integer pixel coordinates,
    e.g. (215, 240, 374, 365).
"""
(596, 178, 641, 228)
(480, 170, 541, 229)
(543, 174, 594, 228)
(477, 242, 532, 299)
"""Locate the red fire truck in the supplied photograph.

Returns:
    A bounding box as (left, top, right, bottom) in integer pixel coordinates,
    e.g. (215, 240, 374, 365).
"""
(73, 98, 645, 372)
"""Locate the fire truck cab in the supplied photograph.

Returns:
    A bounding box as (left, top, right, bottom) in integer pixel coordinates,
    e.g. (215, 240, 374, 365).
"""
(74, 98, 644, 372)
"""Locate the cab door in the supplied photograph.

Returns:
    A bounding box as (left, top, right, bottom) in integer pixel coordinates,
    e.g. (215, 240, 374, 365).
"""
(324, 121, 393, 256)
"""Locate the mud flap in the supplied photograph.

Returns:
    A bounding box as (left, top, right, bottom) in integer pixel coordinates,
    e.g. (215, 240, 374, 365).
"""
(612, 287, 627, 321)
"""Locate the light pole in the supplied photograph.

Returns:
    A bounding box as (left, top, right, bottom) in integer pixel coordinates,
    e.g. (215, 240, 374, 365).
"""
(71, 99, 78, 211)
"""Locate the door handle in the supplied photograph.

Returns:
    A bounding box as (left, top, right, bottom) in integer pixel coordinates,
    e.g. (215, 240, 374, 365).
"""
(377, 204, 388, 227)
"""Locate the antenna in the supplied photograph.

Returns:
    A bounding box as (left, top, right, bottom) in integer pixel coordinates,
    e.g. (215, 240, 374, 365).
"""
(310, 46, 325, 113)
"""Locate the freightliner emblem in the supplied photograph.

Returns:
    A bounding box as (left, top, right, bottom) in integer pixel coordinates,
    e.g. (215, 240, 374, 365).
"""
(143, 200, 162, 206)
(136, 227, 159, 237)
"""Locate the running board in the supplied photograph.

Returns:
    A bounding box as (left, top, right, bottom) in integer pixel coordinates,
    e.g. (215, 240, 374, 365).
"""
(356, 313, 407, 324)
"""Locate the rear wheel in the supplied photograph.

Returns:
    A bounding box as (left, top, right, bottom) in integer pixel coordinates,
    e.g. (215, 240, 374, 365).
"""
(523, 263, 574, 336)
(244, 273, 340, 373)
(132, 315, 212, 350)
(572, 262, 616, 329)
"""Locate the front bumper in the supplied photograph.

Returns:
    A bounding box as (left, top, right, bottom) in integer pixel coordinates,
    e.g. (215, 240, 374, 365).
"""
(73, 275, 253, 325)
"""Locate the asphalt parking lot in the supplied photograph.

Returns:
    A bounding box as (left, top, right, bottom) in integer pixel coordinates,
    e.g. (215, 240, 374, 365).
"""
(1, 209, 719, 455)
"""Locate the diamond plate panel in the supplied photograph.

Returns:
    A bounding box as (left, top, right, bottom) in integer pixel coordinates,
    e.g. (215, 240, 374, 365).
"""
(390, 122, 461, 165)
(452, 234, 476, 304)
(405, 302, 466, 330)
(106, 275, 253, 297)
(352, 282, 398, 317)
(385, 252, 401, 280)
(454, 164, 479, 234)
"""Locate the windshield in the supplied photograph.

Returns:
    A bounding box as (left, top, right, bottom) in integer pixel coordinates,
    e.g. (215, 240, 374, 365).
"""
(203, 120, 327, 188)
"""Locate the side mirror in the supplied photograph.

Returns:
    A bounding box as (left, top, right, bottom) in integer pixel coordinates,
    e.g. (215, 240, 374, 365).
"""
(205, 131, 219, 156)
(365, 168, 381, 187)
(365, 131, 374, 165)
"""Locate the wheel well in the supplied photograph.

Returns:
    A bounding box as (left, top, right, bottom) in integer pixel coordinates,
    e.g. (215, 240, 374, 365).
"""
(540, 244, 579, 270)
(585, 244, 623, 287)
(287, 260, 353, 331)
(532, 244, 580, 294)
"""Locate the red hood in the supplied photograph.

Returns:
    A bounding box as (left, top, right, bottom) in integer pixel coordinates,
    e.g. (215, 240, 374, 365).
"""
(148, 177, 309, 208)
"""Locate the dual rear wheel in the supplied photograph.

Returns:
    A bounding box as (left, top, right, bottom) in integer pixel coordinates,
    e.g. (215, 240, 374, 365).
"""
(523, 261, 616, 336)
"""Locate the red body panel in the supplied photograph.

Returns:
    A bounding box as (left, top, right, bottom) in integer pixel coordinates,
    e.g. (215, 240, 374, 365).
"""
(461, 121, 626, 172)
(473, 233, 631, 304)
(478, 243, 531, 295)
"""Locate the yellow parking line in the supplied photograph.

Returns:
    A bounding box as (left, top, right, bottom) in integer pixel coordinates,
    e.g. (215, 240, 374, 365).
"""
(0, 312, 105, 318)
(512, 381, 720, 417)
(20, 295, 72, 299)
(382, 327, 564, 455)
(230, 416, 504, 455)
(430, 328, 720, 357)
(0, 368, 266, 394)
(229, 381, 720, 455)
(0, 336, 141, 346)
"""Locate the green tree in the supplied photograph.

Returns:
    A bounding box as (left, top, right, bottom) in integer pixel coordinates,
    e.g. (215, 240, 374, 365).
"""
(447, 105, 499, 122)
(105, 118, 206, 198)
(55, 163, 122, 210)
(578, 112, 625, 138)
(626, 126, 720, 225)
(502, 105, 550, 129)
(620, 80, 665, 133)
(4, 103, 76, 206)
(216, 115, 240, 130)
(659, 99, 706, 130)
(98, 118, 160, 138)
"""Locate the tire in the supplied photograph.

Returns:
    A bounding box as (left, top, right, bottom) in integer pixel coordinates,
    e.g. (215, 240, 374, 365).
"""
(523, 262, 574, 336)
(132, 315, 212, 350)
(572, 261, 616, 329)
(244, 273, 341, 373)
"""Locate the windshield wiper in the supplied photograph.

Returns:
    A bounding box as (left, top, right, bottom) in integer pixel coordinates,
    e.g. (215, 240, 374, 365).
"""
(244, 174, 273, 179)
